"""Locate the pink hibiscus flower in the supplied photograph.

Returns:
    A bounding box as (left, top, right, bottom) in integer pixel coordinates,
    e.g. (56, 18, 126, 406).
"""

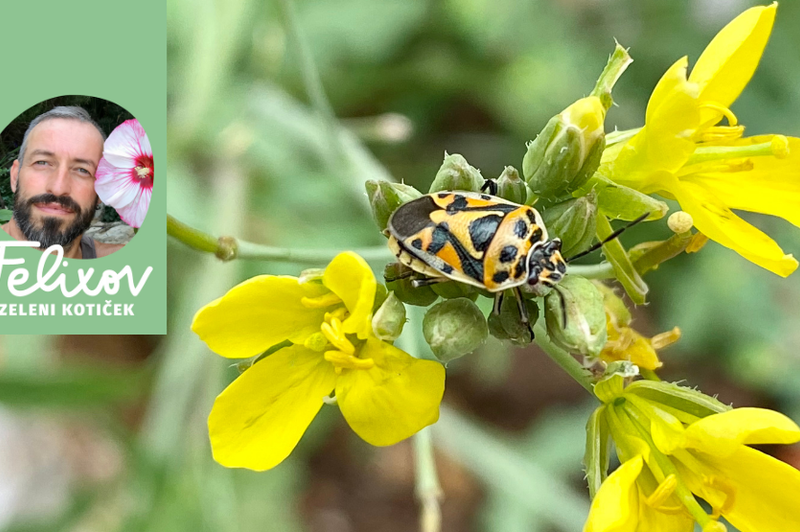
(95, 119, 153, 228)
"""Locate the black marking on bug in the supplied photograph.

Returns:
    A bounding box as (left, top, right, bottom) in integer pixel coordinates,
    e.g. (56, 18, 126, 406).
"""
(526, 210, 537, 223)
(445, 232, 484, 281)
(529, 227, 543, 243)
(438, 193, 449, 199)
(514, 218, 529, 238)
(499, 245, 518, 263)
(492, 271, 510, 284)
(411, 238, 423, 250)
(544, 261, 556, 271)
(427, 223, 450, 254)
(442, 264, 454, 274)
(390, 196, 438, 238)
(468, 215, 502, 253)
(481, 194, 491, 200)
(447, 195, 468, 213)
(514, 260, 527, 279)
(557, 261, 567, 274)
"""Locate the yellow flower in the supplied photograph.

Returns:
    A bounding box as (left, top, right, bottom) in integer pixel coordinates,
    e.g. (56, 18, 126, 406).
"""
(192, 251, 446, 471)
(600, 315, 680, 371)
(585, 377, 800, 532)
(601, 3, 799, 277)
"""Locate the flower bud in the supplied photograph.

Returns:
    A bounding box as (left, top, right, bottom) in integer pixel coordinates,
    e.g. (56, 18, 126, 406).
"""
(544, 275, 607, 357)
(429, 153, 484, 193)
(495, 166, 527, 204)
(541, 192, 598, 257)
(423, 298, 488, 363)
(384, 263, 439, 307)
(523, 96, 606, 199)
(365, 180, 423, 231)
(487, 293, 539, 345)
(372, 292, 407, 342)
(667, 211, 693, 234)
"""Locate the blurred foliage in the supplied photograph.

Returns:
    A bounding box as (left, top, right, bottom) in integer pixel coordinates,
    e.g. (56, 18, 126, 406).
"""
(2, 0, 800, 531)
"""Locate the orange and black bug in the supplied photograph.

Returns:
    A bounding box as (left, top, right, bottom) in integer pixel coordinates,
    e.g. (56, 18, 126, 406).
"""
(386, 189, 648, 336)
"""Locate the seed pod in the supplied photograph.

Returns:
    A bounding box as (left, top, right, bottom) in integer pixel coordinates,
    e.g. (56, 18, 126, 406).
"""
(384, 263, 439, 307)
(495, 166, 527, 204)
(542, 192, 598, 257)
(372, 292, 407, 342)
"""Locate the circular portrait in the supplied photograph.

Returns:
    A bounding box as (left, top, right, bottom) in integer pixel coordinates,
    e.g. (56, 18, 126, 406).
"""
(0, 96, 153, 259)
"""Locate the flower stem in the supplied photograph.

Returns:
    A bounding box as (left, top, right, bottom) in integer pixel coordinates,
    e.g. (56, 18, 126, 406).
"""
(413, 428, 443, 532)
(568, 262, 616, 279)
(533, 319, 594, 394)
(168, 214, 393, 264)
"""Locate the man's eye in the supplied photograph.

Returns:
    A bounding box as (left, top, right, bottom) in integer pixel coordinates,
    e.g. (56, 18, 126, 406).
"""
(34, 160, 48, 166)
(77, 168, 91, 175)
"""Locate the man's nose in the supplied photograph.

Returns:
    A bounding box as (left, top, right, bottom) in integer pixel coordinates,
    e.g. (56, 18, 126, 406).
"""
(47, 165, 72, 196)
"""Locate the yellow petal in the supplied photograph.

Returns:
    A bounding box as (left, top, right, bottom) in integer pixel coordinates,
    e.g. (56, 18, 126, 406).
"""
(323, 252, 377, 339)
(335, 337, 445, 446)
(584, 455, 642, 532)
(701, 445, 800, 532)
(609, 59, 699, 192)
(208, 345, 337, 471)
(683, 136, 800, 228)
(672, 180, 798, 276)
(690, 4, 776, 111)
(192, 276, 330, 358)
(683, 407, 800, 457)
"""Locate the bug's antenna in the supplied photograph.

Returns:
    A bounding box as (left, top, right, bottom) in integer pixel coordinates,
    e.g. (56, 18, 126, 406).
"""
(565, 212, 650, 263)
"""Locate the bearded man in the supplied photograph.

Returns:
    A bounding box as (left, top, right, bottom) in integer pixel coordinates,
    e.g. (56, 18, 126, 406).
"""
(2, 106, 123, 259)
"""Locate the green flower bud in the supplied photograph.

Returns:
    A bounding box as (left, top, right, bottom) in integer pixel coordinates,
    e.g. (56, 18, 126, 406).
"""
(372, 292, 407, 342)
(544, 275, 607, 357)
(541, 191, 598, 257)
(429, 153, 484, 193)
(431, 280, 478, 300)
(495, 166, 527, 204)
(487, 293, 539, 345)
(523, 96, 606, 200)
(578, 174, 668, 222)
(365, 180, 423, 231)
(384, 263, 439, 307)
(423, 298, 488, 363)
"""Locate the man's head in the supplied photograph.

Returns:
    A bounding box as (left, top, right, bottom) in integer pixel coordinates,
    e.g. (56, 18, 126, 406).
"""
(10, 106, 105, 250)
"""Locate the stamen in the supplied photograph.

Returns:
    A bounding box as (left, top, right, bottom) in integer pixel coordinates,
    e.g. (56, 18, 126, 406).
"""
(301, 292, 343, 309)
(650, 327, 681, 350)
(688, 137, 785, 166)
(324, 307, 348, 323)
(699, 103, 738, 126)
(323, 350, 375, 373)
(686, 233, 708, 253)
(304, 332, 329, 352)
(320, 319, 355, 355)
(703, 475, 737, 518)
(645, 474, 678, 508)
(696, 125, 745, 143)
(772, 135, 790, 159)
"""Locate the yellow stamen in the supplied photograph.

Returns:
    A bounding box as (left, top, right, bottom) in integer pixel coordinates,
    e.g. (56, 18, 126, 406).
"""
(135, 165, 152, 178)
(324, 350, 375, 374)
(699, 103, 739, 127)
(703, 475, 737, 518)
(301, 292, 343, 309)
(696, 125, 745, 143)
(686, 233, 709, 253)
(650, 327, 681, 350)
(771, 135, 790, 159)
(320, 318, 355, 355)
(324, 307, 348, 323)
(687, 139, 779, 166)
(645, 473, 678, 508)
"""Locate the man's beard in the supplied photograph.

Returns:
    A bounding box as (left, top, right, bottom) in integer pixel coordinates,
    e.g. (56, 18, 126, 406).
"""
(13, 192, 97, 251)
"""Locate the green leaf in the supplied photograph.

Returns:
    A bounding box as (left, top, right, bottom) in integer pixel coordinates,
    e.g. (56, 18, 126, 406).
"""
(0, 208, 12, 223)
(596, 213, 648, 304)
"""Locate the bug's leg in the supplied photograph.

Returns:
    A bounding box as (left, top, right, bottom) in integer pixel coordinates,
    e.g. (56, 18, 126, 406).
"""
(513, 287, 534, 339)
(492, 291, 504, 316)
(384, 268, 415, 283)
(480, 179, 498, 195)
(410, 277, 448, 288)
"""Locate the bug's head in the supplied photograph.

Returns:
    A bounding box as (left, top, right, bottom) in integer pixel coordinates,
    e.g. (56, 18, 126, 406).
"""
(526, 239, 567, 289)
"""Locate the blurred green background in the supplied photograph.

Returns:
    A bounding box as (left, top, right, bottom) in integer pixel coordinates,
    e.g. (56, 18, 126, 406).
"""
(2, 0, 799, 531)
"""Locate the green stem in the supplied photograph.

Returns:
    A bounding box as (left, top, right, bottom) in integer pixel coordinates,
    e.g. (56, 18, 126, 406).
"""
(277, 0, 343, 164)
(413, 428, 443, 532)
(568, 262, 615, 279)
(533, 320, 594, 394)
(168, 214, 393, 264)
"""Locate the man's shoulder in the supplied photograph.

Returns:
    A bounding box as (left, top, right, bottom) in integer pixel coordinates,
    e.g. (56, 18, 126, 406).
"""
(94, 240, 125, 258)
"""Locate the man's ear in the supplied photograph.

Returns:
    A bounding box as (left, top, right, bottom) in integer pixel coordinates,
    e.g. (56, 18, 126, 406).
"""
(9, 160, 19, 193)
